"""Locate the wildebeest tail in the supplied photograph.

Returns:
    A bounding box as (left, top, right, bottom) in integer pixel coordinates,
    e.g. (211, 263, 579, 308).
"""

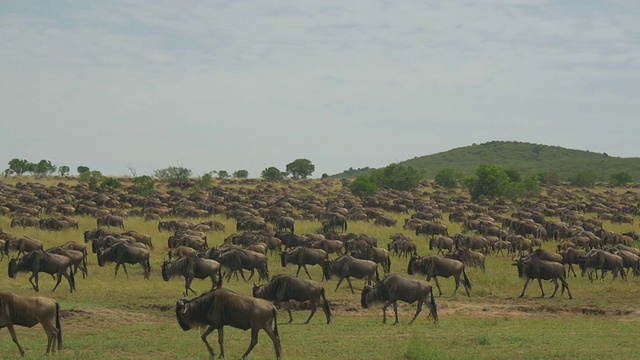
(216, 267, 223, 288)
(344, 219, 348, 232)
(429, 288, 438, 323)
(386, 256, 391, 274)
(321, 287, 331, 323)
(375, 267, 380, 283)
(462, 268, 472, 290)
(69, 267, 76, 292)
(272, 307, 279, 337)
(56, 302, 63, 350)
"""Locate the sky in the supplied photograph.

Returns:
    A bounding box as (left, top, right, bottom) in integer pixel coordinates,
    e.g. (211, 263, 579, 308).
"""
(1, 0, 639, 178)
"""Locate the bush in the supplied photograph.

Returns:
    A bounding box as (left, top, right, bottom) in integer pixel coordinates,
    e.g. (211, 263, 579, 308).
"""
(153, 166, 192, 182)
(568, 170, 597, 187)
(610, 171, 632, 186)
(435, 168, 461, 188)
(131, 176, 155, 197)
(261, 167, 287, 181)
(370, 163, 423, 191)
(469, 164, 510, 200)
(349, 176, 378, 199)
(79, 170, 104, 191)
(233, 170, 249, 178)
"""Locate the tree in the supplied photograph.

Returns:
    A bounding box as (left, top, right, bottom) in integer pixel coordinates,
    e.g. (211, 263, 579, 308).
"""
(8, 158, 31, 176)
(261, 167, 287, 181)
(58, 165, 70, 176)
(153, 166, 192, 182)
(434, 168, 461, 188)
(78, 170, 104, 191)
(504, 169, 521, 183)
(610, 172, 632, 186)
(197, 172, 213, 189)
(233, 170, 249, 178)
(532, 144, 543, 159)
(537, 171, 560, 185)
(568, 170, 597, 187)
(216, 170, 229, 179)
(370, 163, 423, 191)
(32, 159, 57, 177)
(286, 159, 315, 179)
(101, 177, 122, 189)
(77, 165, 90, 174)
(349, 176, 378, 199)
(321, 173, 329, 179)
(468, 164, 510, 200)
(130, 175, 155, 197)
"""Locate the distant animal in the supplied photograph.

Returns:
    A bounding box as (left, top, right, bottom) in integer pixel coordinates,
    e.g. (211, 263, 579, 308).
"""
(8, 250, 76, 293)
(0, 291, 62, 356)
(97, 242, 151, 279)
(322, 255, 379, 294)
(253, 274, 331, 324)
(175, 288, 281, 359)
(161, 255, 222, 296)
(407, 255, 471, 297)
(361, 274, 438, 325)
(280, 246, 328, 280)
(4, 236, 44, 257)
(96, 214, 125, 228)
(276, 216, 295, 233)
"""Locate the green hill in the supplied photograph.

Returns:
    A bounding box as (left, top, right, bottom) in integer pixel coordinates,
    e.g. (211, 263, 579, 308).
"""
(333, 141, 640, 182)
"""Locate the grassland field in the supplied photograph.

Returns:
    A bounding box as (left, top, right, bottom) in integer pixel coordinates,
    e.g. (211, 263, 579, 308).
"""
(1, 179, 639, 359)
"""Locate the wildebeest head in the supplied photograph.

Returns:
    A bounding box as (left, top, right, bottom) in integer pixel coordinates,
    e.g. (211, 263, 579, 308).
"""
(280, 251, 289, 267)
(8, 257, 18, 278)
(513, 256, 531, 279)
(175, 299, 193, 331)
(252, 283, 266, 299)
(97, 248, 108, 267)
(360, 285, 375, 309)
(161, 260, 172, 281)
(322, 259, 333, 280)
(407, 256, 419, 275)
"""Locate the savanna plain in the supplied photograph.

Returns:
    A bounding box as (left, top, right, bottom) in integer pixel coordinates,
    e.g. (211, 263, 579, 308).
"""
(1, 177, 639, 360)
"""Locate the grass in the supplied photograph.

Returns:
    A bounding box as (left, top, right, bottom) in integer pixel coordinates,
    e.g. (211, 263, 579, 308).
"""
(1, 179, 640, 359)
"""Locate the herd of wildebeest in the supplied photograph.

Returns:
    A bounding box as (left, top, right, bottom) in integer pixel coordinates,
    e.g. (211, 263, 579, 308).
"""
(1, 178, 639, 358)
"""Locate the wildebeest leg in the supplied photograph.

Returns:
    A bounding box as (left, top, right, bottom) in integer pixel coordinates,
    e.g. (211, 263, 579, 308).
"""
(562, 279, 573, 299)
(304, 299, 317, 324)
(431, 276, 443, 296)
(6, 323, 26, 356)
(549, 278, 559, 298)
(392, 301, 400, 324)
(346, 277, 355, 294)
(519, 278, 531, 298)
(302, 265, 313, 280)
(51, 273, 64, 292)
(295, 265, 302, 277)
(262, 320, 282, 360)
(185, 277, 196, 297)
(29, 272, 40, 292)
(241, 327, 260, 360)
(381, 301, 393, 323)
(409, 301, 423, 325)
(42, 316, 58, 354)
(568, 264, 577, 278)
(200, 325, 217, 358)
(334, 277, 345, 292)
(537, 278, 546, 298)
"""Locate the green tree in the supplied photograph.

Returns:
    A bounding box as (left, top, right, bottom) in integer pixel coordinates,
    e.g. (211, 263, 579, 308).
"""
(153, 166, 192, 181)
(32, 159, 57, 177)
(537, 171, 560, 185)
(8, 158, 31, 176)
(101, 177, 122, 189)
(532, 144, 543, 159)
(261, 167, 287, 181)
(434, 168, 461, 188)
(568, 170, 597, 187)
(233, 170, 249, 178)
(77, 165, 90, 174)
(504, 169, 521, 183)
(321, 173, 329, 179)
(610, 172, 632, 186)
(468, 164, 510, 200)
(370, 163, 423, 191)
(79, 170, 104, 191)
(58, 165, 70, 176)
(216, 170, 229, 179)
(349, 176, 378, 199)
(130, 175, 155, 197)
(286, 159, 315, 179)
(197, 172, 213, 189)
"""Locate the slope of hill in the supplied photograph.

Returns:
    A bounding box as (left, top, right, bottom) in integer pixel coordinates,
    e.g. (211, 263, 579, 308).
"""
(333, 141, 640, 181)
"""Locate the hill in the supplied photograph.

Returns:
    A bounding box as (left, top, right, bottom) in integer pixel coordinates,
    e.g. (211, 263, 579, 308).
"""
(333, 141, 640, 181)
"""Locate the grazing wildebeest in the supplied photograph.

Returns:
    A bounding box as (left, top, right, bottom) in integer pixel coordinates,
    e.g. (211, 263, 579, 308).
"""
(492, 240, 511, 256)
(10, 216, 40, 229)
(361, 274, 438, 325)
(0, 291, 62, 356)
(253, 274, 331, 324)
(96, 214, 125, 228)
(176, 288, 281, 359)
(375, 216, 397, 227)
(322, 255, 379, 294)
(415, 222, 449, 238)
(168, 232, 208, 252)
(4, 236, 44, 257)
(513, 255, 572, 299)
(276, 216, 295, 233)
(83, 228, 118, 243)
(407, 255, 471, 297)
(8, 250, 76, 293)
(280, 246, 328, 280)
(162, 256, 222, 296)
(97, 242, 151, 279)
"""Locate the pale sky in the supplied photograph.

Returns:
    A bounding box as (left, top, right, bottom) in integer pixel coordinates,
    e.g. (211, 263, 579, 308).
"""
(1, 1, 638, 178)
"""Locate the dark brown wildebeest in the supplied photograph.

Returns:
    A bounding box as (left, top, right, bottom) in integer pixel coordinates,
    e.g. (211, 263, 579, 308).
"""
(513, 255, 572, 299)
(374, 216, 397, 227)
(0, 291, 62, 356)
(236, 217, 268, 232)
(280, 246, 328, 280)
(168, 232, 208, 252)
(10, 216, 40, 229)
(8, 250, 76, 293)
(38, 218, 71, 231)
(415, 222, 449, 238)
(492, 240, 511, 256)
(121, 231, 154, 250)
(275, 231, 309, 250)
(605, 248, 640, 277)
(361, 274, 438, 325)
(429, 236, 454, 255)
(579, 249, 626, 282)
(407, 255, 471, 297)
(253, 274, 331, 324)
(46, 246, 88, 279)
(207, 248, 269, 282)
(176, 288, 281, 359)
(559, 247, 586, 278)
(350, 247, 391, 274)
(97, 242, 151, 279)
(96, 214, 125, 228)
(321, 213, 348, 233)
(322, 255, 379, 294)
(445, 248, 486, 273)
(310, 238, 345, 257)
(276, 216, 295, 233)
(199, 220, 226, 232)
(162, 256, 222, 296)
(4, 236, 44, 257)
(0, 239, 5, 262)
(167, 245, 199, 260)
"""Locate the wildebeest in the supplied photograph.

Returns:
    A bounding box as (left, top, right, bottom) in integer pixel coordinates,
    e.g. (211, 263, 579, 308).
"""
(175, 288, 281, 359)
(162, 255, 222, 296)
(276, 216, 295, 233)
(0, 291, 62, 356)
(309, 238, 345, 257)
(167, 245, 199, 260)
(429, 236, 454, 255)
(415, 222, 449, 238)
(96, 214, 125, 228)
(350, 247, 391, 274)
(280, 246, 328, 280)
(97, 242, 151, 279)
(47, 246, 88, 279)
(579, 249, 626, 282)
(10, 216, 40, 229)
(321, 213, 348, 233)
(8, 250, 76, 293)
(121, 230, 154, 250)
(560, 247, 586, 278)
(407, 255, 471, 297)
(168, 232, 208, 252)
(253, 274, 331, 324)
(445, 248, 486, 272)
(513, 255, 572, 299)
(207, 248, 269, 282)
(361, 274, 438, 325)
(323, 255, 380, 294)
(4, 236, 44, 257)
(275, 231, 309, 250)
